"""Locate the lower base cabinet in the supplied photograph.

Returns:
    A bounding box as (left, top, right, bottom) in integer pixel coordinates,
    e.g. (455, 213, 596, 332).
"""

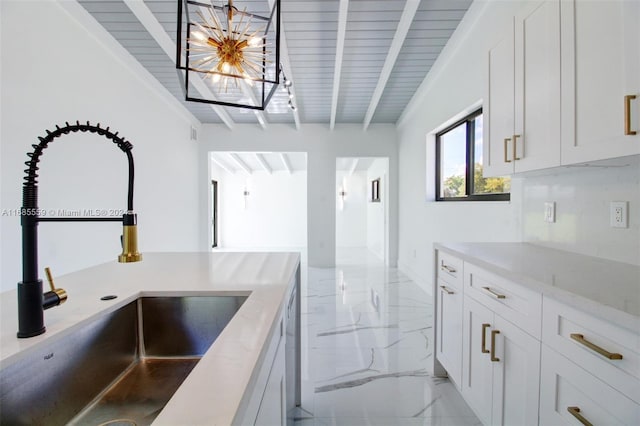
(540, 345, 640, 425)
(254, 336, 286, 426)
(461, 296, 540, 426)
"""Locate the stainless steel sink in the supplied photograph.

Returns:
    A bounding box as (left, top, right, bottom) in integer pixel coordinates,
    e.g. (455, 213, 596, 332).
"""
(0, 295, 247, 426)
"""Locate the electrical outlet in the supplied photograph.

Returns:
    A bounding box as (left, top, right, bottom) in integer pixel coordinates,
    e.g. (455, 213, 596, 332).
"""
(544, 202, 555, 223)
(610, 201, 628, 228)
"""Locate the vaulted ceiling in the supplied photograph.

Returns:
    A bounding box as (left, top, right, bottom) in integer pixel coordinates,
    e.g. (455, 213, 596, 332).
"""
(77, 0, 473, 129)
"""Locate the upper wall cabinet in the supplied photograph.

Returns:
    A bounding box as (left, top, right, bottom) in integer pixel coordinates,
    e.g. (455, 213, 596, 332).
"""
(560, 0, 640, 164)
(484, 1, 561, 177)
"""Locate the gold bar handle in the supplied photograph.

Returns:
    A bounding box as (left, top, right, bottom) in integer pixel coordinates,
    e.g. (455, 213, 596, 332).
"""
(504, 138, 512, 163)
(440, 285, 455, 295)
(490, 330, 500, 362)
(481, 323, 491, 354)
(441, 261, 457, 274)
(625, 95, 637, 135)
(570, 333, 623, 360)
(482, 286, 506, 299)
(513, 134, 521, 160)
(567, 406, 593, 426)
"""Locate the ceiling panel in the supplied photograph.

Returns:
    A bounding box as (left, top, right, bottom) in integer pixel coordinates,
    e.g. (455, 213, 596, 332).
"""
(77, 0, 473, 128)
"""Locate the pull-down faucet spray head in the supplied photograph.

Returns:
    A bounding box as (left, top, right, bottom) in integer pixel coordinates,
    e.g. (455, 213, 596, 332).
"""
(119, 212, 142, 263)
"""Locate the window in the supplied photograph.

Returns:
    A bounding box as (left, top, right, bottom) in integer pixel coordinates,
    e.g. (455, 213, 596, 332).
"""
(435, 109, 510, 201)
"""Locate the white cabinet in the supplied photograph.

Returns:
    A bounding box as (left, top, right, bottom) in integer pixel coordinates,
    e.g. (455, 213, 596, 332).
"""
(484, 0, 561, 177)
(255, 334, 286, 426)
(461, 296, 540, 426)
(437, 279, 463, 385)
(540, 345, 640, 425)
(436, 252, 464, 385)
(560, 0, 640, 164)
(540, 297, 640, 425)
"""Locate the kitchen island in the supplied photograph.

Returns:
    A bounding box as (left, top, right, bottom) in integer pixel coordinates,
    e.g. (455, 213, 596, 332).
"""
(0, 251, 300, 425)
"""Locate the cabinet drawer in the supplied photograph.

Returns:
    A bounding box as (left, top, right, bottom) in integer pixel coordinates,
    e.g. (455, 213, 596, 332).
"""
(437, 251, 463, 287)
(540, 345, 640, 425)
(543, 297, 640, 403)
(464, 263, 542, 339)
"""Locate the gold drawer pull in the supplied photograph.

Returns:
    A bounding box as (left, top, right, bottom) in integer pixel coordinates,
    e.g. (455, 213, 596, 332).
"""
(490, 329, 500, 362)
(481, 323, 491, 354)
(567, 406, 593, 426)
(504, 138, 512, 163)
(570, 333, 623, 360)
(625, 94, 637, 136)
(482, 286, 506, 299)
(441, 262, 457, 274)
(440, 285, 455, 295)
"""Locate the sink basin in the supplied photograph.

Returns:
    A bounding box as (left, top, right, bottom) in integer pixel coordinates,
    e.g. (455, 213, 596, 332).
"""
(0, 295, 247, 425)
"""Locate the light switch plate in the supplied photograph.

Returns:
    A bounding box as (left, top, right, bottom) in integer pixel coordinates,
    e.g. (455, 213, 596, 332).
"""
(610, 201, 628, 228)
(544, 202, 555, 223)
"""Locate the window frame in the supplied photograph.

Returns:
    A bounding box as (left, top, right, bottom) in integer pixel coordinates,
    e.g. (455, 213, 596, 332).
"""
(435, 108, 510, 202)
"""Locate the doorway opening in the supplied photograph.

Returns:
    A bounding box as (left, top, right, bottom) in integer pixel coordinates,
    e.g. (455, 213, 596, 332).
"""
(335, 157, 389, 266)
(208, 152, 308, 261)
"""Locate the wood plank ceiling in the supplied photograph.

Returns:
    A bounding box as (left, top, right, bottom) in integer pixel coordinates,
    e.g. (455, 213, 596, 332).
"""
(77, 0, 473, 129)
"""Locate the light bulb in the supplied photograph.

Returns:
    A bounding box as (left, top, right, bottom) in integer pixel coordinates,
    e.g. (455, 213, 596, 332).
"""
(221, 62, 230, 73)
(283, 79, 292, 88)
(212, 73, 221, 83)
(248, 36, 262, 47)
(288, 92, 294, 100)
(192, 31, 207, 41)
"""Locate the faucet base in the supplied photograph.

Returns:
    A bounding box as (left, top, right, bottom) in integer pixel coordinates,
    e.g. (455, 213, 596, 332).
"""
(17, 279, 46, 338)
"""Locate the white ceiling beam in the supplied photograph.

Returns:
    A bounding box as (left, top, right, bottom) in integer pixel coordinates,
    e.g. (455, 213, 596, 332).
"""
(210, 155, 235, 175)
(56, 1, 200, 127)
(255, 153, 272, 174)
(363, 0, 420, 130)
(348, 158, 359, 176)
(239, 80, 268, 130)
(268, 0, 301, 130)
(122, 0, 235, 129)
(280, 153, 292, 174)
(330, 0, 349, 130)
(229, 153, 253, 175)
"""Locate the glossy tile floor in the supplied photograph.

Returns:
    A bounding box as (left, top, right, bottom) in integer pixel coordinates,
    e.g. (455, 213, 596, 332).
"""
(295, 248, 480, 426)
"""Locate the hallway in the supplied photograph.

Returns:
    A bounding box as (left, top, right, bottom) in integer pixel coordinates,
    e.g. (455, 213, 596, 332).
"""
(296, 249, 479, 425)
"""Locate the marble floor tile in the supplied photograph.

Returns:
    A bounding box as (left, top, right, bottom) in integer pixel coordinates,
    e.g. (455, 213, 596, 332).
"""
(297, 248, 478, 426)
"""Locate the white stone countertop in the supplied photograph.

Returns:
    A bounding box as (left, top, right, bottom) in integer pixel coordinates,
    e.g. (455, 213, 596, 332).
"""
(0, 251, 300, 425)
(434, 242, 640, 332)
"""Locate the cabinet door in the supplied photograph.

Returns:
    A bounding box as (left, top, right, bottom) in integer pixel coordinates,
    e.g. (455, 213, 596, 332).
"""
(513, 0, 561, 172)
(461, 296, 494, 425)
(491, 315, 541, 426)
(561, 0, 640, 164)
(484, 19, 515, 178)
(255, 333, 286, 426)
(436, 278, 463, 386)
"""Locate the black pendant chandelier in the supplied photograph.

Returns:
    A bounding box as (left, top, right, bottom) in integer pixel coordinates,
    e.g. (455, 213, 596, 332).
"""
(176, 0, 281, 110)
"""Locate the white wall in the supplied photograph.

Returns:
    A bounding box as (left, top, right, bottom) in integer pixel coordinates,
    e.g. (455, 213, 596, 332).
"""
(396, 1, 523, 294)
(367, 158, 388, 262)
(336, 170, 367, 248)
(199, 124, 398, 267)
(521, 162, 640, 265)
(0, 0, 200, 292)
(210, 160, 307, 249)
